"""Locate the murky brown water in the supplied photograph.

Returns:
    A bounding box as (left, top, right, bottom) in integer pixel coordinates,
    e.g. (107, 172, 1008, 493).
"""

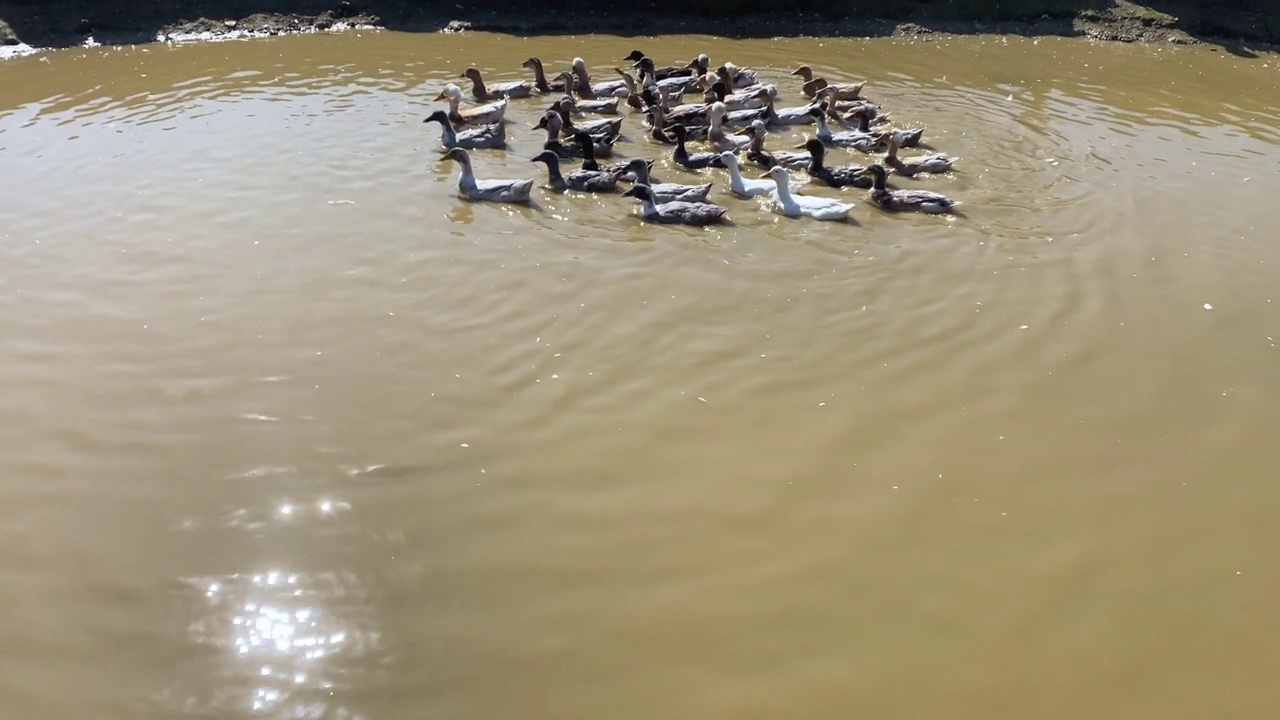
(3, 29, 1280, 719)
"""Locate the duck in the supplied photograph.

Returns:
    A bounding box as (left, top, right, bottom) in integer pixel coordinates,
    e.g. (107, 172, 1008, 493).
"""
(849, 109, 923, 148)
(434, 83, 508, 126)
(738, 120, 812, 170)
(760, 166, 854, 221)
(671, 124, 726, 170)
(621, 158, 712, 203)
(574, 132, 637, 175)
(623, 184, 728, 225)
(646, 103, 709, 138)
(720, 151, 805, 198)
(440, 148, 534, 203)
(707, 102, 752, 153)
(622, 50, 696, 81)
(816, 88, 887, 126)
(537, 111, 615, 157)
(614, 68, 649, 111)
(632, 57, 700, 94)
(791, 65, 866, 100)
(530, 150, 622, 192)
(422, 110, 506, 150)
(549, 97, 623, 141)
(803, 138, 871, 189)
(557, 93, 619, 116)
(521, 57, 567, 94)
(809, 107, 880, 152)
(722, 97, 771, 128)
(768, 96, 820, 126)
(700, 80, 774, 111)
(878, 133, 956, 176)
(460, 68, 535, 101)
(570, 57, 628, 98)
(857, 164, 958, 214)
(657, 94, 711, 127)
(719, 62, 760, 90)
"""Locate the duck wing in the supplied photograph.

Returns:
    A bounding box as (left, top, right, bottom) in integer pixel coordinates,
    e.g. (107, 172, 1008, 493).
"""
(652, 183, 711, 203)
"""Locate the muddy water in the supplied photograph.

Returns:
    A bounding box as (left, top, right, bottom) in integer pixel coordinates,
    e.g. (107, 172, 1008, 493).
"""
(3, 30, 1280, 719)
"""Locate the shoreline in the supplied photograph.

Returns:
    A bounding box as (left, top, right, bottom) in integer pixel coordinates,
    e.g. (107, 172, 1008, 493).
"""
(2, 1, 1277, 58)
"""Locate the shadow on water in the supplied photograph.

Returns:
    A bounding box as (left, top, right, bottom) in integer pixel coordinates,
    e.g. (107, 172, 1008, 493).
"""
(3, 0, 1279, 52)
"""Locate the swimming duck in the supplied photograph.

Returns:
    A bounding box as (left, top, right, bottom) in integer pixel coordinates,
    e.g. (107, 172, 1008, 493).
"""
(707, 103, 752, 153)
(738, 120, 811, 171)
(623, 50, 696, 81)
(632, 57, 700, 94)
(558, 93, 620, 116)
(701, 80, 774, 111)
(423, 110, 506, 150)
(718, 62, 759, 90)
(768, 96, 820, 126)
(720, 151, 805, 198)
(671, 124, 726, 170)
(623, 184, 728, 225)
(850, 109, 923, 148)
(760, 166, 854, 221)
(614, 68, 650, 111)
(621, 159, 712, 203)
(549, 97, 623, 140)
(460, 68, 535, 101)
(878, 133, 956, 176)
(857, 164, 957, 214)
(537, 112, 615, 157)
(530, 150, 622, 192)
(809, 108, 879, 152)
(804, 138, 871, 189)
(440, 148, 534, 203)
(791, 65, 866, 100)
(434, 84, 508, 126)
(816, 88, 887, 126)
(722, 97, 771, 128)
(570, 57, 628, 98)
(573, 132, 636, 175)
(648, 99, 711, 132)
(521, 57, 567, 94)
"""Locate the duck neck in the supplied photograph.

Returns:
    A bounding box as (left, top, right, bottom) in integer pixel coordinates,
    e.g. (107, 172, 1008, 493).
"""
(883, 141, 899, 161)
(809, 147, 825, 171)
(455, 159, 477, 191)
(748, 133, 764, 155)
(817, 115, 834, 141)
(542, 158, 565, 185)
(870, 171, 887, 191)
(855, 114, 871, 133)
(573, 66, 591, 95)
(640, 196, 659, 216)
(725, 162, 744, 191)
(631, 164, 651, 186)
(438, 119, 458, 145)
(773, 176, 794, 203)
(530, 62, 550, 93)
(468, 75, 487, 99)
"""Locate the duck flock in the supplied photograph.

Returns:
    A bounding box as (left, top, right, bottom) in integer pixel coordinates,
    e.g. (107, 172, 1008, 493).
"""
(424, 50, 960, 225)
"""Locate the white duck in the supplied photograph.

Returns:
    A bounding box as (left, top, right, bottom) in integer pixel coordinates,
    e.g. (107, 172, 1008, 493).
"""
(760, 166, 854, 221)
(434, 83, 507, 126)
(441, 148, 534, 203)
(720, 152, 805, 199)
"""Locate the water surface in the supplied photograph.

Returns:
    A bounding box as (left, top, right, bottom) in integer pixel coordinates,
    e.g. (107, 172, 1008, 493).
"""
(2, 30, 1280, 719)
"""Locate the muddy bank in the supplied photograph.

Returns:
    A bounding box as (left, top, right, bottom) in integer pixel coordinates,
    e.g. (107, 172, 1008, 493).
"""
(0, 0, 1276, 51)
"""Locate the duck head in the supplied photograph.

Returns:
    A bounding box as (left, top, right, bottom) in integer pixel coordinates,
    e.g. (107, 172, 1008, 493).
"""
(621, 184, 656, 202)
(433, 83, 462, 101)
(623, 49, 647, 63)
(790, 65, 814, 81)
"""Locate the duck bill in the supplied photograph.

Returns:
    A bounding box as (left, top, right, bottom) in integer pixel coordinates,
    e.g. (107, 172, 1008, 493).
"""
(433, 91, 447, 100)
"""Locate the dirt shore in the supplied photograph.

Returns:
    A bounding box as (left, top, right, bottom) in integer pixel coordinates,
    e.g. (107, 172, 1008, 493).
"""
(0, 0, 1275, 54)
